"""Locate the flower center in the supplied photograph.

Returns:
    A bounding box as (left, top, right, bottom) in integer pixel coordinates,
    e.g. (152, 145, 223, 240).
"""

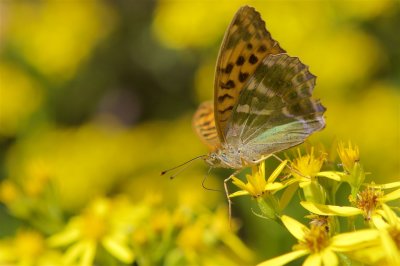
(355, 187, 383, 220)
(81, 213, 108, 240)
(294, 225, 330, 253)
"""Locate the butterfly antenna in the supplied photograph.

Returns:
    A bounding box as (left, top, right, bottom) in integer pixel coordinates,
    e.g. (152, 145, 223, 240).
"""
(201, 167, 221, 192)
(161, 155, 206, 179)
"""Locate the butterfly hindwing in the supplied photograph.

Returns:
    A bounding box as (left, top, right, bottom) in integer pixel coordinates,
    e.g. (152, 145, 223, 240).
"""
(192, 101, 220, 150)
(214, 6, 286, 142)
(226, 53, 325, 156)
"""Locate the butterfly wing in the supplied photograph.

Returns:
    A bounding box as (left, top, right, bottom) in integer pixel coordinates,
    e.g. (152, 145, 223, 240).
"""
(226, 53, 325, 157)
(214, 6, 285, 143)
(192, 101, 220, 150)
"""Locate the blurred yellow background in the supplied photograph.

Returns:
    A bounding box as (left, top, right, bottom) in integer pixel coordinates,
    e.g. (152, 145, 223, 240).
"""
(0, 0, 399, 265)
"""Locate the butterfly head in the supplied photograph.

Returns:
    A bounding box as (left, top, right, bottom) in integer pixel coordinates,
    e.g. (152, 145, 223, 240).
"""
(205, 152, 223, 167)
(205, 148, 243, 169)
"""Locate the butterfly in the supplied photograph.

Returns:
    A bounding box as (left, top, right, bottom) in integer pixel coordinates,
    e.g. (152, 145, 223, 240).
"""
(193, 6, 325, 171)
(163, 6, 325, 215)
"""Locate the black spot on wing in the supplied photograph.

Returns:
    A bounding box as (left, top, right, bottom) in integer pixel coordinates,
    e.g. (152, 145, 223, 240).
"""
(225, 63, 234, 74)
(218, 105, 234, 114)
(239, 72, 249, 82)
(220, 80, 236, 89)
(258, 45, 267, 52)
(249, 54, 258, 64)
(217, 93, 234, 103)
(236, 56, 245, 66)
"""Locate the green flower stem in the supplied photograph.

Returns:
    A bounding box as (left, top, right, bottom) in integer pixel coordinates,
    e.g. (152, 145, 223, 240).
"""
(257, 196, 280, 222)
(349, 162, 365, 199)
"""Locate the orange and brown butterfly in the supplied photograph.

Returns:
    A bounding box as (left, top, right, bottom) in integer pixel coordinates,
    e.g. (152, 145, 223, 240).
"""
(192, 5, 325, 170)
(164, 6, 325, 208)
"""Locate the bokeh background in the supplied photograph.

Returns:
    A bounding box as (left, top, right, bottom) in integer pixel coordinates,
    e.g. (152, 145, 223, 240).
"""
(0, 0, 399, 265)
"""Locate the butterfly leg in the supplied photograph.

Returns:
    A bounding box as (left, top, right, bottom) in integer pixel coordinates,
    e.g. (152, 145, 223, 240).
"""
(224, 170, 241, 228)
(251, 155, 272, 165)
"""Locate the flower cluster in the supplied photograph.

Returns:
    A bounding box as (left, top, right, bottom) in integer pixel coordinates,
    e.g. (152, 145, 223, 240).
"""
(0, 192, 253, 266)
(229, 141, 400, 266)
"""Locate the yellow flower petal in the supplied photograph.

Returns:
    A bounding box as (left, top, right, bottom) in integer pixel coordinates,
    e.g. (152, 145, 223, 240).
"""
(331, 229, 380, 252)
(257, 250, 309, 266)
(229, 190, 250, 198)
(231, 176, 248, 191)
(316, 171, 344, 181)
(321, 249, 338, 266)
(247, 172, 265, 195)
(300, 201, 362, 216)
(379, 188, 400, 202)
(281, 215, 308, 241)
(63, 241, 87, 265)
(380, 228, 400, 265)
(80, 240, 96, 266)
(264, 182, 284, 191)
(372, 215, 387, 229)
(221, 234, 254, 262)
(344, 245, 385, 265)
(368, 181, 400, 189)
(259, 160, 266, 180)
(303, 253, 321, 266)
(48, 227, 80, 247)
(267, 160, 287, 183)
(102, 237, 135, 263)
(381, 204, 399, 225)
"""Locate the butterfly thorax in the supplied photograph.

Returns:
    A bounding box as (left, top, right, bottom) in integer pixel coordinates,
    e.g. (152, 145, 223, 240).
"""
(205, 143, 258, 169)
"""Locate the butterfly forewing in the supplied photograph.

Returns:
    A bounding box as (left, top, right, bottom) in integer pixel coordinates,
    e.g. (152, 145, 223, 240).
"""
(214, 6, 285, 142)
(192, 101, 220, 150)
(226, 53, 325, 156)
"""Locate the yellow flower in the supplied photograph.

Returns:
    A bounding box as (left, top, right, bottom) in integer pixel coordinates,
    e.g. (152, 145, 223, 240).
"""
(0, 180, 19, 205)
(371, 205, 400, 265)
(48, 197, 135, 266)
(175, 205, 253, 265)
(210, 206, 254, 262)
(335, 141, 365, 197)
(337, 141, 360, 173)
(258, 215, 380, 266)
(229, 160, 287, 198)
(291, 148, 326, 182)
(289, 148, 329, 204)
(0, 230, 63, 265)
(7, 1, 116, 81)
(300, 183, 400, 220)
(229, 160, 288, 220)
(24, 160, 51, 197)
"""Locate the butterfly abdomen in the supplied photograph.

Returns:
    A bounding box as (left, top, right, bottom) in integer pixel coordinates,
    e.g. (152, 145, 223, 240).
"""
(192, 101, 220, 150)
